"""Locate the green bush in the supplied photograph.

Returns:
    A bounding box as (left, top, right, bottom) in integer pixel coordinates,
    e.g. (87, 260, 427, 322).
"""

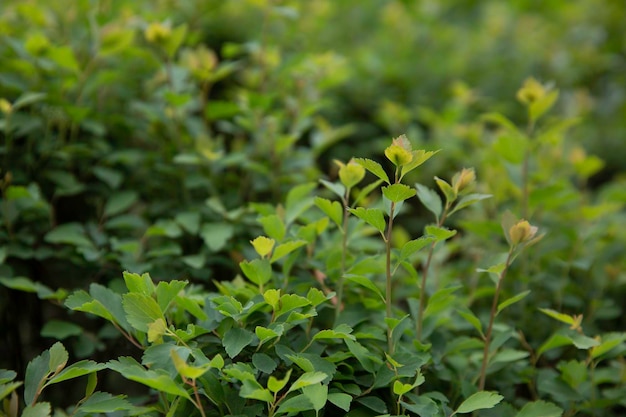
(1, 1, 624, 416)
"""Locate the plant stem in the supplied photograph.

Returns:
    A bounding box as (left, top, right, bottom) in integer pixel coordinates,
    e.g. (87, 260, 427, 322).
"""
(521, 118, 535, 221)
(386, 200, 396, 354)
(334, 192, 350, 325)
(478, 248, 514, 390)
(416, 206, 449, 341)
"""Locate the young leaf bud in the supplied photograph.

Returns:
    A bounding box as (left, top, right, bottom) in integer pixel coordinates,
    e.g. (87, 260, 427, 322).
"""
(336, 159, 365, 189)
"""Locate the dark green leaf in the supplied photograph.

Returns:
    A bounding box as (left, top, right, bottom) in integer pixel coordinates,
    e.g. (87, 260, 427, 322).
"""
(515, 400, 563, 417)
(107, 357, 190, 399)
(76, 391, 134, 413)
(104, 191, 138, 217)
(223, 328, 254, 358)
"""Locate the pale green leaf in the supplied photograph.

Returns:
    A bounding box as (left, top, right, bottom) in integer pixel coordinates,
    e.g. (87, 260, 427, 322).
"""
(122, 293, 164, 332)
(454, 391, 503, 414)
(348, 207, 386, 234)
(415, 183, 442, 220)
(497, 290, 531, 316)
(288, 371, 328, 393)
(314, 197, 344, 229)
(382, 183, 416, 204)
(354, 158, 390, 184)
(270, 240, 307, 263)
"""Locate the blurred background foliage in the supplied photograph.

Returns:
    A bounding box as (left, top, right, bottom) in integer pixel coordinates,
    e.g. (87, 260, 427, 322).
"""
(0, 0, 624, 406)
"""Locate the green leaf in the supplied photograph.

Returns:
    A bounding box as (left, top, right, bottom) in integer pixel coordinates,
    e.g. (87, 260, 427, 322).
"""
(415, 183, 443, 220)
(382, 183, 416, 203)
(285, 182, 316, 224)
(457, 309, 484, 337)
(48, 342, 68, 374)
(481, 112, 522, 134)
(107, 357, 191, 400)
(156, 280, 188, 313)
(434, 176, 456, 203)
(122, 293, 165, 332)
(345, 339, 382, 373)
(314, 197, 344, 229)
(223, 327, 254, 358)
(570, 333, 601, 350)
(240, 379, 273, 403)
(175, 212, 201, 235)
(270, 240, 307, 263)
(65, 290, 115, 322)
(591, 333, 626, 359)
(454, 391, 503, 415)
(354, 158, 390, 184)
(22, 402, 51, 417)
(345, 274, 384, 302)
(77, 391, 134, 413)
(123, 271, 155, 296)
(276, 294, 311, 318)
(401, 149, 439, 179)
(24, 349, 50, 405)
(423, 286, 461, 318)
(13, 92, 47, 110)
(425, 225, 457, 242)
(538, 308, 577, 327)
(530, 90, 559, 123)
(497, 290, 531, 316)
(288, 371, 328, 393)
(494, 134, 528, 164)
(393, 380, 414, 396)
(276, 393, 314, 415)
(256, 326, 281, 343)
(44, 223, 93, 248)
(348, 207, 386, 234)
(200, 222, 234, 252)
(328, 392, 352, 411)
(400, 236, 435, 261)
(313, 324, 356, 342)
(268, 369, 292, 393)
(353, 179, 384, 206)
(252, 353, 277, 374)
(240, 259, 273, 286)
(319, 179, 346, 199)
(259, 214, 286, 241)
(0, 381, 22, 402)
(0, 277, 53, 298)
(41, 320, 82, 340)
(537, 333, 573, 358)
(103, 191, 139, 217)
(449, 193, 492, 216)
(85, 372, 97, 397)
(303, 383, 328, 412)
(515, 400, 563, 417)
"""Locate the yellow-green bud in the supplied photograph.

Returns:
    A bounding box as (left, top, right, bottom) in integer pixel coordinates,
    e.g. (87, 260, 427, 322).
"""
(336, 159, 365, 189)
(516, 77, 546, 105)
(384, 135, 413, 166)
(0, 98, 12, 115)
(509, 220, 538, 246)
(452, 167, 476, 194)
(145, 22, 171, 44)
